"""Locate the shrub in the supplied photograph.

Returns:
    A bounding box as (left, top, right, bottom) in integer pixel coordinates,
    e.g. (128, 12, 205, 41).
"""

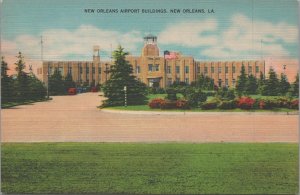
(184, 88, 207, 107)
(148, 98, 165, 109)
(165, 88, 177, 101)
(176, 99, 190, 109)
(204, 91, 216, 97)
(290, 99, 299, 109)
(237, 97, 255, 110)
(218, 100, 237, 109)
(160, 100, 177, 109)
(216, 87, 236, 100)
(201, 99, 219, 110)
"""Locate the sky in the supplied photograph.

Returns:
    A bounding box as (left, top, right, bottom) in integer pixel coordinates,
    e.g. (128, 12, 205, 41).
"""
(1, 0, 299, 80)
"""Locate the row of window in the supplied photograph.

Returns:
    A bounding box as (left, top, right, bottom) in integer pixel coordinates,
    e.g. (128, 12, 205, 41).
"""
(198, 65, 260, 74)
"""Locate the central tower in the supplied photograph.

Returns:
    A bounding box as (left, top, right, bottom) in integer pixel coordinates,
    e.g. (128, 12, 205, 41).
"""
(141, 34, 159, 57)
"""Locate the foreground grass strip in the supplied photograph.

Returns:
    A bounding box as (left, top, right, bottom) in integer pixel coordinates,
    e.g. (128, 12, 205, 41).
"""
(2, 143, 298, 194)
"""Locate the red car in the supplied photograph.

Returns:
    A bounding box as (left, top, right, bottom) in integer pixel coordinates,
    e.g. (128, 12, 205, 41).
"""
(68, 88, 77, 95)
(91, 87, 98, 92)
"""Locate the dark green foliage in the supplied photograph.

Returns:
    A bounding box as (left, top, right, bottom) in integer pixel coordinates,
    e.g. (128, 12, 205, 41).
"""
(257, 71, 265, 95)
(201, 99, 220, 110)
(245, 74, 258, 95)
(184, 87, 207, 107)
(64, 73, 76, 90)
(27, 75, 47, 100)
(165, 88, 177, 101)
(49, 69, 66, 95)
(261, 68, 280, 96)
(217, 100, 237, 109)
(1, 57, 13, 103)
(216, 87, 235, 100)
(191, 74, 214, 90)
(236, 65, 247, 96)
(289, 73, 299, 97)
(278, 73, 290, 96)
(102, 46, 147, 107)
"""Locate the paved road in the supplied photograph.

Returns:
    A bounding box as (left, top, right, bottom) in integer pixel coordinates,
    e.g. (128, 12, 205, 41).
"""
(1, 93, 298, 142)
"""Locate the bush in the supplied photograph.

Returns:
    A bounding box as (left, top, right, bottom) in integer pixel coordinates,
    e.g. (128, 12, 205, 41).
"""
(148, 98, 165, 109)
(176, 99, 190, 109)
(201, 100, 219, 110)
(218, 100, 237, 109)
(148, 87, 165, 94)
(290, 99, 299, 109)
(165, 88, 177, 101)
(204, 91, 216, 97)
(258, 98, 291, 109)
(237, 97, 255, 110)
(184, 88, 207, 107)
(160, 100, 177, 109)
(216, 87, 235, 100)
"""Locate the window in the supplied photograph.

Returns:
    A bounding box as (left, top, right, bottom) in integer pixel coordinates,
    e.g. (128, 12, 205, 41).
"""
(248, 66, 252, 74)
(232, 79, 236, 86)
(176, 66, 180, 74)
(86, 67, 89, 74)
(232, 65, 236, 73)
(80, 66, 83, 74)
(136, 66, 140, 74)
(185, 66, 189, 74)
(218, 66, 221, 73)
(98, 66, 101, 74)
(225, 79, 228, 87)
(92, 66, 95, 74)
(197, 65, 200, 74)
(256, 66, 259, 73)
(68, 67, 72, 74)
(176, 77, 180, 83)
(49, 67, 53, 75)
(58, 67, 63, 75)
(154, 64, 159, 71)
(185, 78, 189, 84)
(225, 66, 228, 73)
(211, 66, 214, 73)
(204, 66, 208, 74)
(167, 66, 171, 74)
(148, 64, 153, 72)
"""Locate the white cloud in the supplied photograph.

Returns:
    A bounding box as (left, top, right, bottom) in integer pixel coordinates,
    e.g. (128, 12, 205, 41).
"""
(201, 13, 298, 60)
(1, 25, 142, 61)
(158, 19, 218, 47)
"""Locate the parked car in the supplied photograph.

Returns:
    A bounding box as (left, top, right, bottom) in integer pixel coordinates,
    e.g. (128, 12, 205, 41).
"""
(91, 87, 98, 92)
(68, 88, 77, 95)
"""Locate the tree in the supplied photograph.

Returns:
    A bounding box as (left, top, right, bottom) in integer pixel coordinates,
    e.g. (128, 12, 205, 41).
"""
(1, 57, 13, 103)
(191, 74, 214, 90)
(14, 52, 30, 101)
(49, 69, 65, 95)
(290, 73, 299, 97)
(261, 67, 279, 96)
(28, 75, 47, 100)
(278, 73, 290, 96)
(257, 71, 265, 95)
(236, 64, 247, 96)
(64, 73, 76, 90)
(245, 74, 258, 95)
(102, 46, 147, 107)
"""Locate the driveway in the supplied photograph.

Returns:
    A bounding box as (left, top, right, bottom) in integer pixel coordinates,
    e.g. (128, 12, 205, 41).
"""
(1, 93, 298, 142)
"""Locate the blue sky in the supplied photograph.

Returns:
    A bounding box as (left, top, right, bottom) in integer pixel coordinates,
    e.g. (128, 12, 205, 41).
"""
(1, 0, 299, 61)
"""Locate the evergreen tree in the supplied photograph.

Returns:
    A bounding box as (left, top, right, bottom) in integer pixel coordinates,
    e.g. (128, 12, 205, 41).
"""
(64, 73, 76, 90)
(261, 67, 279, 96)
(14, 52, 30, 101)
(236, 64, 247, 96)
(102, 46, 147, 107)
(1, 57, 13, 103)
(245, 74, 258, 95)
(191, 74, 214, 90)
(49, 69, 66, 95)
(278, 73, 290, 96)
(28, 75, 47, 100)
(257, 71, 265, 94)
(290, 73, 299, 97)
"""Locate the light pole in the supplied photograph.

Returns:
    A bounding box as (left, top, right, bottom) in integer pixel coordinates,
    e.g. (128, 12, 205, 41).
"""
(124, 86, 127, 107)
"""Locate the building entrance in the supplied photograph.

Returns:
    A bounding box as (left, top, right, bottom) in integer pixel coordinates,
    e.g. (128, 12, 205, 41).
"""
(148, 78, 161, 87)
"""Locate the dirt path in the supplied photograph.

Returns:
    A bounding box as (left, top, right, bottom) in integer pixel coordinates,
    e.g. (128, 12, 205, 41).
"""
(1, 93, 298, 142)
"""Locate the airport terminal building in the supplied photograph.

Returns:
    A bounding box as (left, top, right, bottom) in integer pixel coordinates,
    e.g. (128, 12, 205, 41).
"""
(37, 35, 265, 88)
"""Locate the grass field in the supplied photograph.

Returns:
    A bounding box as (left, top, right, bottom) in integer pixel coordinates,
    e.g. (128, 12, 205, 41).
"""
(2, 143, 298, 194)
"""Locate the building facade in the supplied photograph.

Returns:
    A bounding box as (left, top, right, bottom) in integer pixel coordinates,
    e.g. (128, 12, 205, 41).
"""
(37, 35, 265, 88)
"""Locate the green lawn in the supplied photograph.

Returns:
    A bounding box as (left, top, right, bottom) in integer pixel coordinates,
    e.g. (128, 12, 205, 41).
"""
(2, 143, 298, 194)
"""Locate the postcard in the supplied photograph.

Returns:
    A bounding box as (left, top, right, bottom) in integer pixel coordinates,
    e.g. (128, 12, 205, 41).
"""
(1, 0, 299, 194)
